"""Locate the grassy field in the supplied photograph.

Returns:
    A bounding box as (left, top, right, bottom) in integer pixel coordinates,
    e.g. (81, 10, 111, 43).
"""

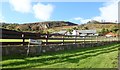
(0, 39, 94, 42)
(1, 43, 120, 69)
(0, 37, 118, 42)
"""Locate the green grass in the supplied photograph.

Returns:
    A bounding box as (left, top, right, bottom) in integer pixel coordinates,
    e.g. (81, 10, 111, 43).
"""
(1, 43, 120, 69)
(0, 39, 94, 42)
(0, 37, 118, 42)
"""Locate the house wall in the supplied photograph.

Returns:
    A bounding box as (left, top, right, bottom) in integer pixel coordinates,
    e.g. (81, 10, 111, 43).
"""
(72, 30, 76, 35)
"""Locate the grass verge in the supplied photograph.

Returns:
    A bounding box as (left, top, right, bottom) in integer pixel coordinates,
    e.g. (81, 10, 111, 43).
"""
(1, 43, 120, 69)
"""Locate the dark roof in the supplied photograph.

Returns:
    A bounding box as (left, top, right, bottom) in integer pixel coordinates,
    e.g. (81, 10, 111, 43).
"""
(54, 31, 67, 34)
(77, 30, 96, 34)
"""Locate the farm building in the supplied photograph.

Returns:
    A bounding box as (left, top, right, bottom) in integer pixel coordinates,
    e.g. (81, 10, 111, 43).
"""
(71, 30, 98, 36)
(53, 31, 67, 35)
(105, 32, 117, 37)
(54, 30, 98, 36)
(78, 30, 98, 36)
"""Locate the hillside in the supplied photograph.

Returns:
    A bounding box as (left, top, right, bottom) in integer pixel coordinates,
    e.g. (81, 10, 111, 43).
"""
(1, 21, 78, 33)
(78, 21, 119, 34)
(78, 23, 118, 30)
(1, 21, 119, 34)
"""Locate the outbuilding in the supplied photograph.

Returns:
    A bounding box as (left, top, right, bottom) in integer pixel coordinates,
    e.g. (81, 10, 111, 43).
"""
(105, 32, 117, 37)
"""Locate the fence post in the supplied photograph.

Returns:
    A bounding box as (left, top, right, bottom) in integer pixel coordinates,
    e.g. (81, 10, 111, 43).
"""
(62, 35, 64, 45)
(22, 34, 25, 46)
(46, 33, 48, 45)
(96, 36, 98, 44)
(27, 41, 30, 56)
(90, 36, 92, 47)
(96, 36, 98, 43)
(104, 36, 106, 45)
(113, 37, 115, 42)
(83, 36, 85, 47)
(109, 37, 111, 43)
(75, 35, 77, 44)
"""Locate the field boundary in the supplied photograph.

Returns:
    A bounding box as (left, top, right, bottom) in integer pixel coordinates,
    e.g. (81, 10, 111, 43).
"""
(2, 41, 119, 56)
(1, 28, 120, 45)
(1, 28, 120, 56)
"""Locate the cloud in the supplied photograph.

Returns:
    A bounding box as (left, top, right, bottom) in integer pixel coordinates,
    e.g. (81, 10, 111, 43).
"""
(33, 3, 54, 21)
(9, 0, 54, 21)
(9, 0, 32, 13)
(93, 0, 119, 22)
(74, 0, 119, 23)
(74, 17, 83, 20)
(74, 17, 91, 24)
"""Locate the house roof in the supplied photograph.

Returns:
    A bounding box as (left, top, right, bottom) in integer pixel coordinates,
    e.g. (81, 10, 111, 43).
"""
(77, 30, 96, 34)
(54, 30, 97, 35)
(105, 32, 117, 36)
(54, 31, 67, 34)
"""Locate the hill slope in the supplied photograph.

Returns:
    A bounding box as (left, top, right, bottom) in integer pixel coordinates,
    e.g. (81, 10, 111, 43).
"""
(78, 22, 119, 33)
(1, 21, 78, 33)
(1, 21, 119, 34)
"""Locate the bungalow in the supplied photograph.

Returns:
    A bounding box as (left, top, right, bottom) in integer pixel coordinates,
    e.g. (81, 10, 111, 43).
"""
(53, 30, 98, 36)
(78, 30, 97, 36)
(72, 30, 98, 36)
(105, 32, 117, 37)
(53, 31, 70, 35)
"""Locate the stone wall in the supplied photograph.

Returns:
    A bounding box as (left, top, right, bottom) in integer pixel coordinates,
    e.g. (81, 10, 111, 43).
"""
(2, 41, 119, 56)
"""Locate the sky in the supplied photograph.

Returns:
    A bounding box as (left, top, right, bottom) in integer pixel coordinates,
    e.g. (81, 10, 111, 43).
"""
(0, 0, 119, 24)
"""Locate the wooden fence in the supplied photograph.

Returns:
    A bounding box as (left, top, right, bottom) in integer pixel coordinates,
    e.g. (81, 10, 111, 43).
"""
(1, 28, 119, 45)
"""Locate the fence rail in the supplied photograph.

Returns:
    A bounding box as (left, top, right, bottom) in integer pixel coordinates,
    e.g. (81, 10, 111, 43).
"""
(1, 28, 119, 45)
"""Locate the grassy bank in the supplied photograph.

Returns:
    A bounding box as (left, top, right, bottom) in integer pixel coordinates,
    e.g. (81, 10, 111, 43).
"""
(1, 43, 120, 69)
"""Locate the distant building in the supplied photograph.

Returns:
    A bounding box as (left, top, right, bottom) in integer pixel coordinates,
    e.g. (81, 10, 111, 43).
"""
(52, 31, 66, 35)
(53, 30, 98, 36)
(70, 30, 98, 36)
(78, 30, 97, 36)
(105, 32, 117, 37)
(72, 30, 79, 35)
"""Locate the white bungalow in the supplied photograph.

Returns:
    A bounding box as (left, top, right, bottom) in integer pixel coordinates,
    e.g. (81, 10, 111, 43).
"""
(72, 30, 98, 36)
(53, 30, 98, 36)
